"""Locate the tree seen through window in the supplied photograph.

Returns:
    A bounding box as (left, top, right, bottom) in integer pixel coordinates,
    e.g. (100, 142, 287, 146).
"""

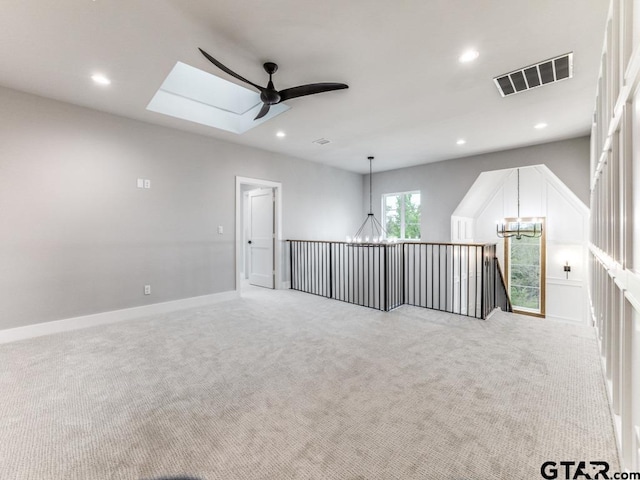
(383, 192, 421, 240)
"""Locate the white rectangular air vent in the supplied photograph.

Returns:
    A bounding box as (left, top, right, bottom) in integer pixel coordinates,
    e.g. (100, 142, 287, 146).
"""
(313, 138, 331, 145)
(494, 52, 573, 97)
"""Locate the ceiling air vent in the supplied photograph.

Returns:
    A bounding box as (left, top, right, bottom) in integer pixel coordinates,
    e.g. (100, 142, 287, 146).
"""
(494, 52, 573, 97)
(313, 138, 331, 145)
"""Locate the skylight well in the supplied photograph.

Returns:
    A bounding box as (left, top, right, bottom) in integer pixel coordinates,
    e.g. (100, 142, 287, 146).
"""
(147, 62, 289, 134)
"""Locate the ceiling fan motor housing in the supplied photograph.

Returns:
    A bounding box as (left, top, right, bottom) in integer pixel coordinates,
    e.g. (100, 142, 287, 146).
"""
(261, 88, 281, 105)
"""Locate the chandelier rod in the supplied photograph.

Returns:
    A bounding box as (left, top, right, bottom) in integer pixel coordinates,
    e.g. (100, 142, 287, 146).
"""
(517, 168, 520, 219)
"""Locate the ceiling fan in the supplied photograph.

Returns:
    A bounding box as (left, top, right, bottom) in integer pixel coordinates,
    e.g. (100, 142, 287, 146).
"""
(198, 48, 349, 120)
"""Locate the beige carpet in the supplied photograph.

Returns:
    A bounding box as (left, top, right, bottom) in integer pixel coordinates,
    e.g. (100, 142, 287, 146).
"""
(0, 286, 619, 479)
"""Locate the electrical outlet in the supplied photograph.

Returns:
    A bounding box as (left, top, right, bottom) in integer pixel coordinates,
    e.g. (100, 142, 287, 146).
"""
(144, 285, 151, 295)
(217, 225, 223, 235)
(143, 179, 151, 189)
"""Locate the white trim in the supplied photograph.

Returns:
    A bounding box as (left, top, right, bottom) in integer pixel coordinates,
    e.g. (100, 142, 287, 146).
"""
(545, 314, 586, 324)
(0, 290, 239, 344)
(235, 176, 283, 291)
(590, 243, 640, 311)
(546, 278, 584, 287)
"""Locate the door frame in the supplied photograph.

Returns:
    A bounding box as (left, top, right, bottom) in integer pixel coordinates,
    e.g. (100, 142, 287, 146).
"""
(235, 176, 283, 292)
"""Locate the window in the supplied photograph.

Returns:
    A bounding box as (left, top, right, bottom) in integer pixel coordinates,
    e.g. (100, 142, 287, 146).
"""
(504, 218, 546, 317)
(382, 191, 421, 240)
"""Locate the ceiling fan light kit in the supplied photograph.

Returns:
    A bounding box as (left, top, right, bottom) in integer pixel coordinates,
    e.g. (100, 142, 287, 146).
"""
(199, 48, 349, 120)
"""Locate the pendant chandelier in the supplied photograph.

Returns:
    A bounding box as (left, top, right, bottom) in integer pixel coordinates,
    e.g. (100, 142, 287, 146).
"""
(496, 168, 543, 240)
(348, 156, 388, 243)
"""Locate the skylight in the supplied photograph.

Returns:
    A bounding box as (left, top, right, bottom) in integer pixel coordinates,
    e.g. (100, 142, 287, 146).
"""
(147, 62, 289, 134)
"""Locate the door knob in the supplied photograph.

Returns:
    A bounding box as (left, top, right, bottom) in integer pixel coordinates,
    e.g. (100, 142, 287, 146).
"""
(248, 240, 252, 244)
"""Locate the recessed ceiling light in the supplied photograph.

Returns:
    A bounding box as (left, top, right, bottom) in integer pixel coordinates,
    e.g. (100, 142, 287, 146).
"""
(534, 122, 548, 129)
(456, 139, 466, 145)
(276, 131, 286, 138)
(459, 50, 479, 63)
(91, 74, 111, 85)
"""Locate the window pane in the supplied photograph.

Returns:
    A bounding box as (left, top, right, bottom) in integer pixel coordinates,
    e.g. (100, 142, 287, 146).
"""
(508, 234, 542, 313)
(510, 285, 540, 310)
(404, 193, 421, 239)
(384, 194, 401, 238)
(382, 191, 420, 240)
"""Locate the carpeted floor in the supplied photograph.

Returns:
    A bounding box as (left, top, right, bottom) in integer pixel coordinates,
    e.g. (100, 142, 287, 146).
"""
(0, 286, 619, 480)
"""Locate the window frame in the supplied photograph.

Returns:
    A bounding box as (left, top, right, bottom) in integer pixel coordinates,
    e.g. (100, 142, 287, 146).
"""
(503, 217, 546, 317)
(381, 190, 421, 241)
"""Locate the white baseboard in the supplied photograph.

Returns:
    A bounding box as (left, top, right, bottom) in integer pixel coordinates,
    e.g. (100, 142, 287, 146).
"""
(545, 314, 588, 325)
(0, 290, 240, 344)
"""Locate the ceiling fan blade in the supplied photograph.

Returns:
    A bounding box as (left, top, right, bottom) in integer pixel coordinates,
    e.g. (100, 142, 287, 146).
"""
(278, 83, 348, 102)
(254, 103, 271, 120)
(198, 48, 264, 92)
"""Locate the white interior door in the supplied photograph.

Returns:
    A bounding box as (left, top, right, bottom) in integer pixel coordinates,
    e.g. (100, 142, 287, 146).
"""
(248, 188, 274, 288)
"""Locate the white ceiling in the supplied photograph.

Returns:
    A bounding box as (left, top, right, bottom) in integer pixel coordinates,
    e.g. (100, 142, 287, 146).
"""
(0, 0, 608, 174)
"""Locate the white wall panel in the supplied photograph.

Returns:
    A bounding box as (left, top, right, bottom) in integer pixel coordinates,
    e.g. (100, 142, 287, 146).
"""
(591, 0, 640, 470)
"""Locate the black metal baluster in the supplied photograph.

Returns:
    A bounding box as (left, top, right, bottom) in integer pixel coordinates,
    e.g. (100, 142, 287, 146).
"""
(309, 242, 313, 294)
(378, 246, 382, 310)
(332, 244, 336, 299)
(403, 244, 407, 305)
(342, 244, 346, 302)
(480, 245, 485, 319)
(450, 245, 454, 313)
(383, 246, 388, 311)
(392, 245, 396, 308)
(355, 245, 359, 305)
(466, 246, 470, 317)
(322, 242, 326, 297)
(369, 245, 373, 309)
(457, 244, 461, 314)
(392, 245, 395, 309)
(348, 244, 352, 303)
(429, 244, 432, 309)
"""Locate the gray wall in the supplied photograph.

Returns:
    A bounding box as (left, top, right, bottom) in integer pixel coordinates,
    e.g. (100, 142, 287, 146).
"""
(0, 87, 363, 329)
(367, 137, 590, 242)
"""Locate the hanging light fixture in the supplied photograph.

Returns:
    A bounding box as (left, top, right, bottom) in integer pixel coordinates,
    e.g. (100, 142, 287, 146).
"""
(496, 168, 543, 239)
(348, 156, 387, 243)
